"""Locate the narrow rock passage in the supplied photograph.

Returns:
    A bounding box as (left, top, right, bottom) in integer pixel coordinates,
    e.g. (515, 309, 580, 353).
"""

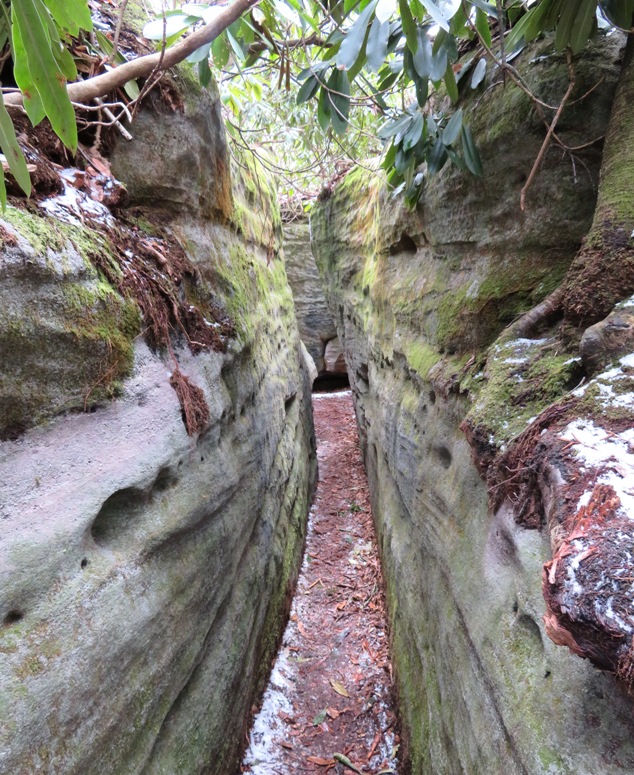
(241, 391, 400, 775)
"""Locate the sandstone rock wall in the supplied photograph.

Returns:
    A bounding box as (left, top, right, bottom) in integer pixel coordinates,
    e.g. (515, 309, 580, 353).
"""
(0, 74, 316, 774)
(311, 36, 634, 774)
(283, 219, 339, 375)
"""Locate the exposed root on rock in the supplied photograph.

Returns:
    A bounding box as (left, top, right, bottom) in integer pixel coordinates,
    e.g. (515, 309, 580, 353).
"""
(487, 400, 574, 528)
(504, 286, 565, 340)
(169, 367, 210, 436)
(485, 386, 634, 684)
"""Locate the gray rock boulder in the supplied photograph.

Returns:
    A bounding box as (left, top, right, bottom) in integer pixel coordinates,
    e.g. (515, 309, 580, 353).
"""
(311, 34, 634, 775)
(283, 219, 338, 374)
(0, 70, 316, 775)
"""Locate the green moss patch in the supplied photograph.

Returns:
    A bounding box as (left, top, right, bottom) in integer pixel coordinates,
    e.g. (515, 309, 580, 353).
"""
(466, 336, 584, 447)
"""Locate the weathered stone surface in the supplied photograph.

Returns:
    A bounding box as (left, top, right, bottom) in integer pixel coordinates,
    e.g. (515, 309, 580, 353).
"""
(283, 219, 337, 374)
(0, 73, 316, 775)
(0, 210, 140, 439)
(324, 336, 347, 374)
(580, 294, 634, 375)
(311, 35, 634, 774)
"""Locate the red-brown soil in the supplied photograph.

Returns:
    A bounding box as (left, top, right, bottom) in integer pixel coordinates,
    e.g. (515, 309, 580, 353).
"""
(241, 391, 400, 775)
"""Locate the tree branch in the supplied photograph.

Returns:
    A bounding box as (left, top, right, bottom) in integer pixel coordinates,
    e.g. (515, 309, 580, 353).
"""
(4, 0, 261, 107)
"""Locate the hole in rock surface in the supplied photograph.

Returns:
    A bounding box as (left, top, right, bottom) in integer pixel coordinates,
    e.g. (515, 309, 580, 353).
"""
(3, 610, 24, 627)
(312, 371, 350, 392)
(389, 232, 417, 255)
(241, 390, 401, 775)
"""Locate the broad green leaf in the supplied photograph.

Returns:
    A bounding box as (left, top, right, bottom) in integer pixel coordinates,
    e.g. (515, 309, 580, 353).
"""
(347, 27, 371, 80)
(0, 165, 6, 211)
(449, 3, 469, 36)
(187, 42, 212, 63)
(53, 46, 77, 82)
(123, 79, 140, 100)
(506, 2, 549, 51)
(542, 0, 565, 28)
(328, 69, 351, 134)
(554, 0, 577, 50)
(143, 14, 197, 41)
(398, 0, 418, 53)
(378, 113, 412, 140)
(336, 0, 377, 70)
(366, 16, 389, 71)
(443, 61, 458, 102)
(469, 0, 498, 17)
(317, 83, 332, 130)
(569, 0, 598, 53)
(381, 140, 398, 169)
(10, 15, 45, 125)
(446, 146, 468, 172)
(297, 73, 320, 103)
(44, 0, 92, 35)
(421, 0, 450, 31)
(442, 107, 462, 145)
(212, 35, 231, 68)
(94, 30, 114, 56)
(429, 45, 448, 82)
(198, 57, 212, 87)
(182, 3, 209, 17)
(226, 28, 246, 62)
(470, 57, 486, 88)
(0, 95, 31, 197)
(394, 144, 413, 174)
(461, 125, 483, 176)
(378, 69, 399, 90)
(44, 0, 92, 37)
(376, 0, 396, 22)
(403, 111, 423, 150)
(394, 115, 413, 144)
(426, 137, 447, 174)
(414, 70, 429, 105)
(412, 26, 433, 78)
(12, 0, 77, 151)
(475, 7, 491, 47)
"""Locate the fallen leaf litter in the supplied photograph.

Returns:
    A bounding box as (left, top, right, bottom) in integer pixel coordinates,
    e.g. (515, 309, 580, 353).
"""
(241, 390, 400, 775)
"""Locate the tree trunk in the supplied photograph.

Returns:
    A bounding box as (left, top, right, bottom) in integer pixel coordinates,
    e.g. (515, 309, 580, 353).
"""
(562, 34, 634, 334)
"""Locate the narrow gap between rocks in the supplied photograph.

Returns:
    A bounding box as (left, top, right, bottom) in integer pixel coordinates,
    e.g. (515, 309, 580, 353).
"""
(241, 390, 401, 775)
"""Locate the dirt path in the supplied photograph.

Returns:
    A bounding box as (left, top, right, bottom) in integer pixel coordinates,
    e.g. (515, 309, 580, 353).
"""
(241, 391, 400, 775)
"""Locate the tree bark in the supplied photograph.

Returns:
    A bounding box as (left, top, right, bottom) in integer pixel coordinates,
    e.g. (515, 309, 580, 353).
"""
(562, 33, 634, 333)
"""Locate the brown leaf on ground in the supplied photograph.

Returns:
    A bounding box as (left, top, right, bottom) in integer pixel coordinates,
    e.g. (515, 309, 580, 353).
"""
(242, 392, 400, 774)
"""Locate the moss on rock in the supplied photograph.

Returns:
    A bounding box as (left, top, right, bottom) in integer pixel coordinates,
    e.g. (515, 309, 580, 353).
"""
(0, 207, 141, 437)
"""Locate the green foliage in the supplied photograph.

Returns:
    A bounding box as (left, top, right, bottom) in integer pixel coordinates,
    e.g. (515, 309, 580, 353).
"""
(141, 0, 632, 203)
(0, 0, 92, 207)
(1, 0, 632, 208)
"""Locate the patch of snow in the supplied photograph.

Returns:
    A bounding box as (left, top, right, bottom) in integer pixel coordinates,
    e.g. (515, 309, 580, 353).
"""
(39, 172, 114, 228)
(573, 353, 634, 409)
(601, 597, 633, 634)
(507, 337, 549, 347)
(560, 419, 634, 518)
(313, 389, 353, 400)
(242, 647, 296, 774)
(622, 353, 634, 369)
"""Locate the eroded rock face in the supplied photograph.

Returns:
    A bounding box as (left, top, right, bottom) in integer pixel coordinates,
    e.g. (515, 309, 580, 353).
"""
(0, 73, 316, 774)
(311, 35, 634, 774)
(283, 218, 339, 375)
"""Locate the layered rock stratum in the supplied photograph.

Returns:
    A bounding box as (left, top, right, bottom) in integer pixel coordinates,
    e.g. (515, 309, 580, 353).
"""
(0, 72, 316, 774)
(312, 34, 634, 775)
